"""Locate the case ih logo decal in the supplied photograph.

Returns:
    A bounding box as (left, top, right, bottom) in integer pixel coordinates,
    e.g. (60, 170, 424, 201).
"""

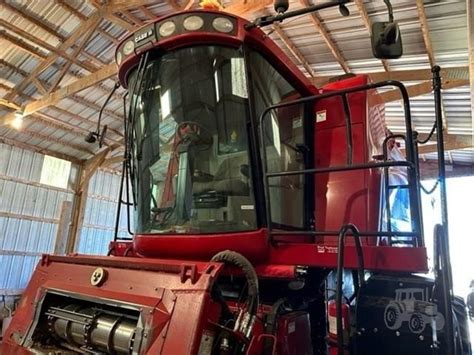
(383, 288, 445, 334)
(135, 29, 154, 43)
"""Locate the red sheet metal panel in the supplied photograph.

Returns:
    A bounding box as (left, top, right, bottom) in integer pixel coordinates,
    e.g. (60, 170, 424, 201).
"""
(2, 254, 224, 354)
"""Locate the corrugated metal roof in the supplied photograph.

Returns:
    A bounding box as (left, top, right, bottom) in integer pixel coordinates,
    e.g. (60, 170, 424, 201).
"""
(267, 0, 472, 165)
(0, 0, 472, 167)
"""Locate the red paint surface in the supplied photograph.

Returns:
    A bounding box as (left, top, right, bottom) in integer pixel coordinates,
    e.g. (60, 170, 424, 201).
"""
(314, 75, 385, 246)
(2, 255, 224, 354)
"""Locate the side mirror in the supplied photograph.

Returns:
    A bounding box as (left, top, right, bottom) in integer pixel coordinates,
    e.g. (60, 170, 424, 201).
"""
(371, 21, 403, 59)
(274, 0, 289, 14)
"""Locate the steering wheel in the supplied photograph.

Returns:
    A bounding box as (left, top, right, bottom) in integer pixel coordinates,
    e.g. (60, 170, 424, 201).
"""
(176, 121, 213, 149)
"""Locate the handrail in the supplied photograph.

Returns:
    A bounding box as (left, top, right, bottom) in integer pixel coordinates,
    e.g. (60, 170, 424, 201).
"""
(266, 160, 415, 178)
(434, 224, 455, 354)
(258, 80, 423, 246)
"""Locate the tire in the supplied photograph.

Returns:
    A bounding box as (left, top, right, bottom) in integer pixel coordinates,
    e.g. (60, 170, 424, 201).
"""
(408, 313, 425, 334)
(384, 304, 402, 330)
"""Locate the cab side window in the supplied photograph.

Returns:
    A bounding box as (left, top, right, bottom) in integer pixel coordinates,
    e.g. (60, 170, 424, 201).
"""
(249, 51, 306, 229)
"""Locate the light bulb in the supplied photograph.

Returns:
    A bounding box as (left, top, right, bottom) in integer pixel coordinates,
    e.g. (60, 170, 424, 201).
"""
(11, 112, 23, 130)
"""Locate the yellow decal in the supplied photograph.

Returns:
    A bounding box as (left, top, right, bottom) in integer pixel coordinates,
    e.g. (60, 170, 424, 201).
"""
(230, 130, 237, 143)
(200, 0, 223, 10)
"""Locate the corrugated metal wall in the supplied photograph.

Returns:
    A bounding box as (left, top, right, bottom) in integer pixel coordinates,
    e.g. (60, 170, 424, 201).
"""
(76, 169, 132, 255)
(0, 143, 78, 294)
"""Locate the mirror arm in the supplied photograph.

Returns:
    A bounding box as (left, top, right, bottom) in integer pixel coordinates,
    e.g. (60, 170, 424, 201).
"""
(245, 0, 351, 29)
(383, 0, 394, 22)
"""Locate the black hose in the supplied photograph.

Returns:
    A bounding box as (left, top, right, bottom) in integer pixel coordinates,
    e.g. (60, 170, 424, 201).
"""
(420, 179, 439, 194)
(336, 224, 364, 355)
(263, 298, 287, 355)
(417, 121, 437, 144)
(211, 250, 259, 318)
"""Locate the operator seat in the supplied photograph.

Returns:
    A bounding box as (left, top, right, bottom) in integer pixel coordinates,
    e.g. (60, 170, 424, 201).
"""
(193, 154, 249, 196)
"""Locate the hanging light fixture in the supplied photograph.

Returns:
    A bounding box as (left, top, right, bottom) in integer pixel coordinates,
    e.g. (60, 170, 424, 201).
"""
(11, 110, 24, 130)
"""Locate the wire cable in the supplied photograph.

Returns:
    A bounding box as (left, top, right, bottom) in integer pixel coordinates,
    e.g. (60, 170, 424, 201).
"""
(417, 121, 437, 144)
(420, 179, 440, 194)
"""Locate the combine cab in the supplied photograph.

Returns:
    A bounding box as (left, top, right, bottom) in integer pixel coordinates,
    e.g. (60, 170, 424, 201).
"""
(2, 1, 470, 355)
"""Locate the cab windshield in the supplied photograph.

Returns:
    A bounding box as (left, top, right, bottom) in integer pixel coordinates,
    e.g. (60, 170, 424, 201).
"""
(128, 46, 257, 234)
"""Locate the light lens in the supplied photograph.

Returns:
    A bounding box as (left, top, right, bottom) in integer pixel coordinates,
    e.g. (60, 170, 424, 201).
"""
(183, 16, 204, 31)
(159, 21, 176, 37)
(11, 111, 23, 130)
(212, 17, 234, 33)
(116, 51, 122, 65)
(123, 40, 134, 55)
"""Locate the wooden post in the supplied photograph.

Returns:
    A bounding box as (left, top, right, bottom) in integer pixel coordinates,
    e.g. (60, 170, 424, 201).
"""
(54, 201, 73, 255)
(66, 148, 111, 253)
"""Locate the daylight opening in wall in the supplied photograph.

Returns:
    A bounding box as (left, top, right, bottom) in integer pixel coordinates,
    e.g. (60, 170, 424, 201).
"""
(40, 155, 72, 189)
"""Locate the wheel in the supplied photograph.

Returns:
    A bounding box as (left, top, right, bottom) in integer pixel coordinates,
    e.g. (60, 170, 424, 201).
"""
(408, 313, 425, 334)
(384, 304, 402, 330)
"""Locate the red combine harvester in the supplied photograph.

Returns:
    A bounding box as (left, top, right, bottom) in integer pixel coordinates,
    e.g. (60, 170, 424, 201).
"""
(2, 1, 471, 354)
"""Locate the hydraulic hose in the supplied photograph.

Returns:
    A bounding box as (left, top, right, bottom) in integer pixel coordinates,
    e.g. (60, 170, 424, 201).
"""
(336, 224, 364, 355)
(211, 250, 259, 336)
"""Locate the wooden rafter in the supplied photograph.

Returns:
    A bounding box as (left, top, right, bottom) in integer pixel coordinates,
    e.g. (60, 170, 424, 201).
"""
(415, 135, 473, 155)
(225, 0, 272, 16)
(380, 79, 469, 103)
(0, 30, 47, 60)
(139, 5, 155, 20)
(0, 19, 55, 52)
(1, 0, 141, 101)
(0, 3, 113, 72)
(168, 0, 195, 12)
(103, 12, 136, 31)
(1, 63, 117, 125)
(272, 23, 315, 77)
(31, 78, 48, 95)
(120, 9, 144, 26)
(415, 0, 449, 130)
(47, 17, 102, 93)
(55, 0, 119, 44)
(0, 26, 122, 100)
(0, 18, 106, 75)
(396, 132, 473, 155)
(0, 1, 64, 41)
(0, 90, 122, 150)
(416, 0, 436, 67)
(353, 0, 389, 71)
(4, 12, 103, 101)
(92, 0, 156, 11)
(299, 0, 350, 73)
(0, 62, 124, 144)
(0, 99, 19, 111)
